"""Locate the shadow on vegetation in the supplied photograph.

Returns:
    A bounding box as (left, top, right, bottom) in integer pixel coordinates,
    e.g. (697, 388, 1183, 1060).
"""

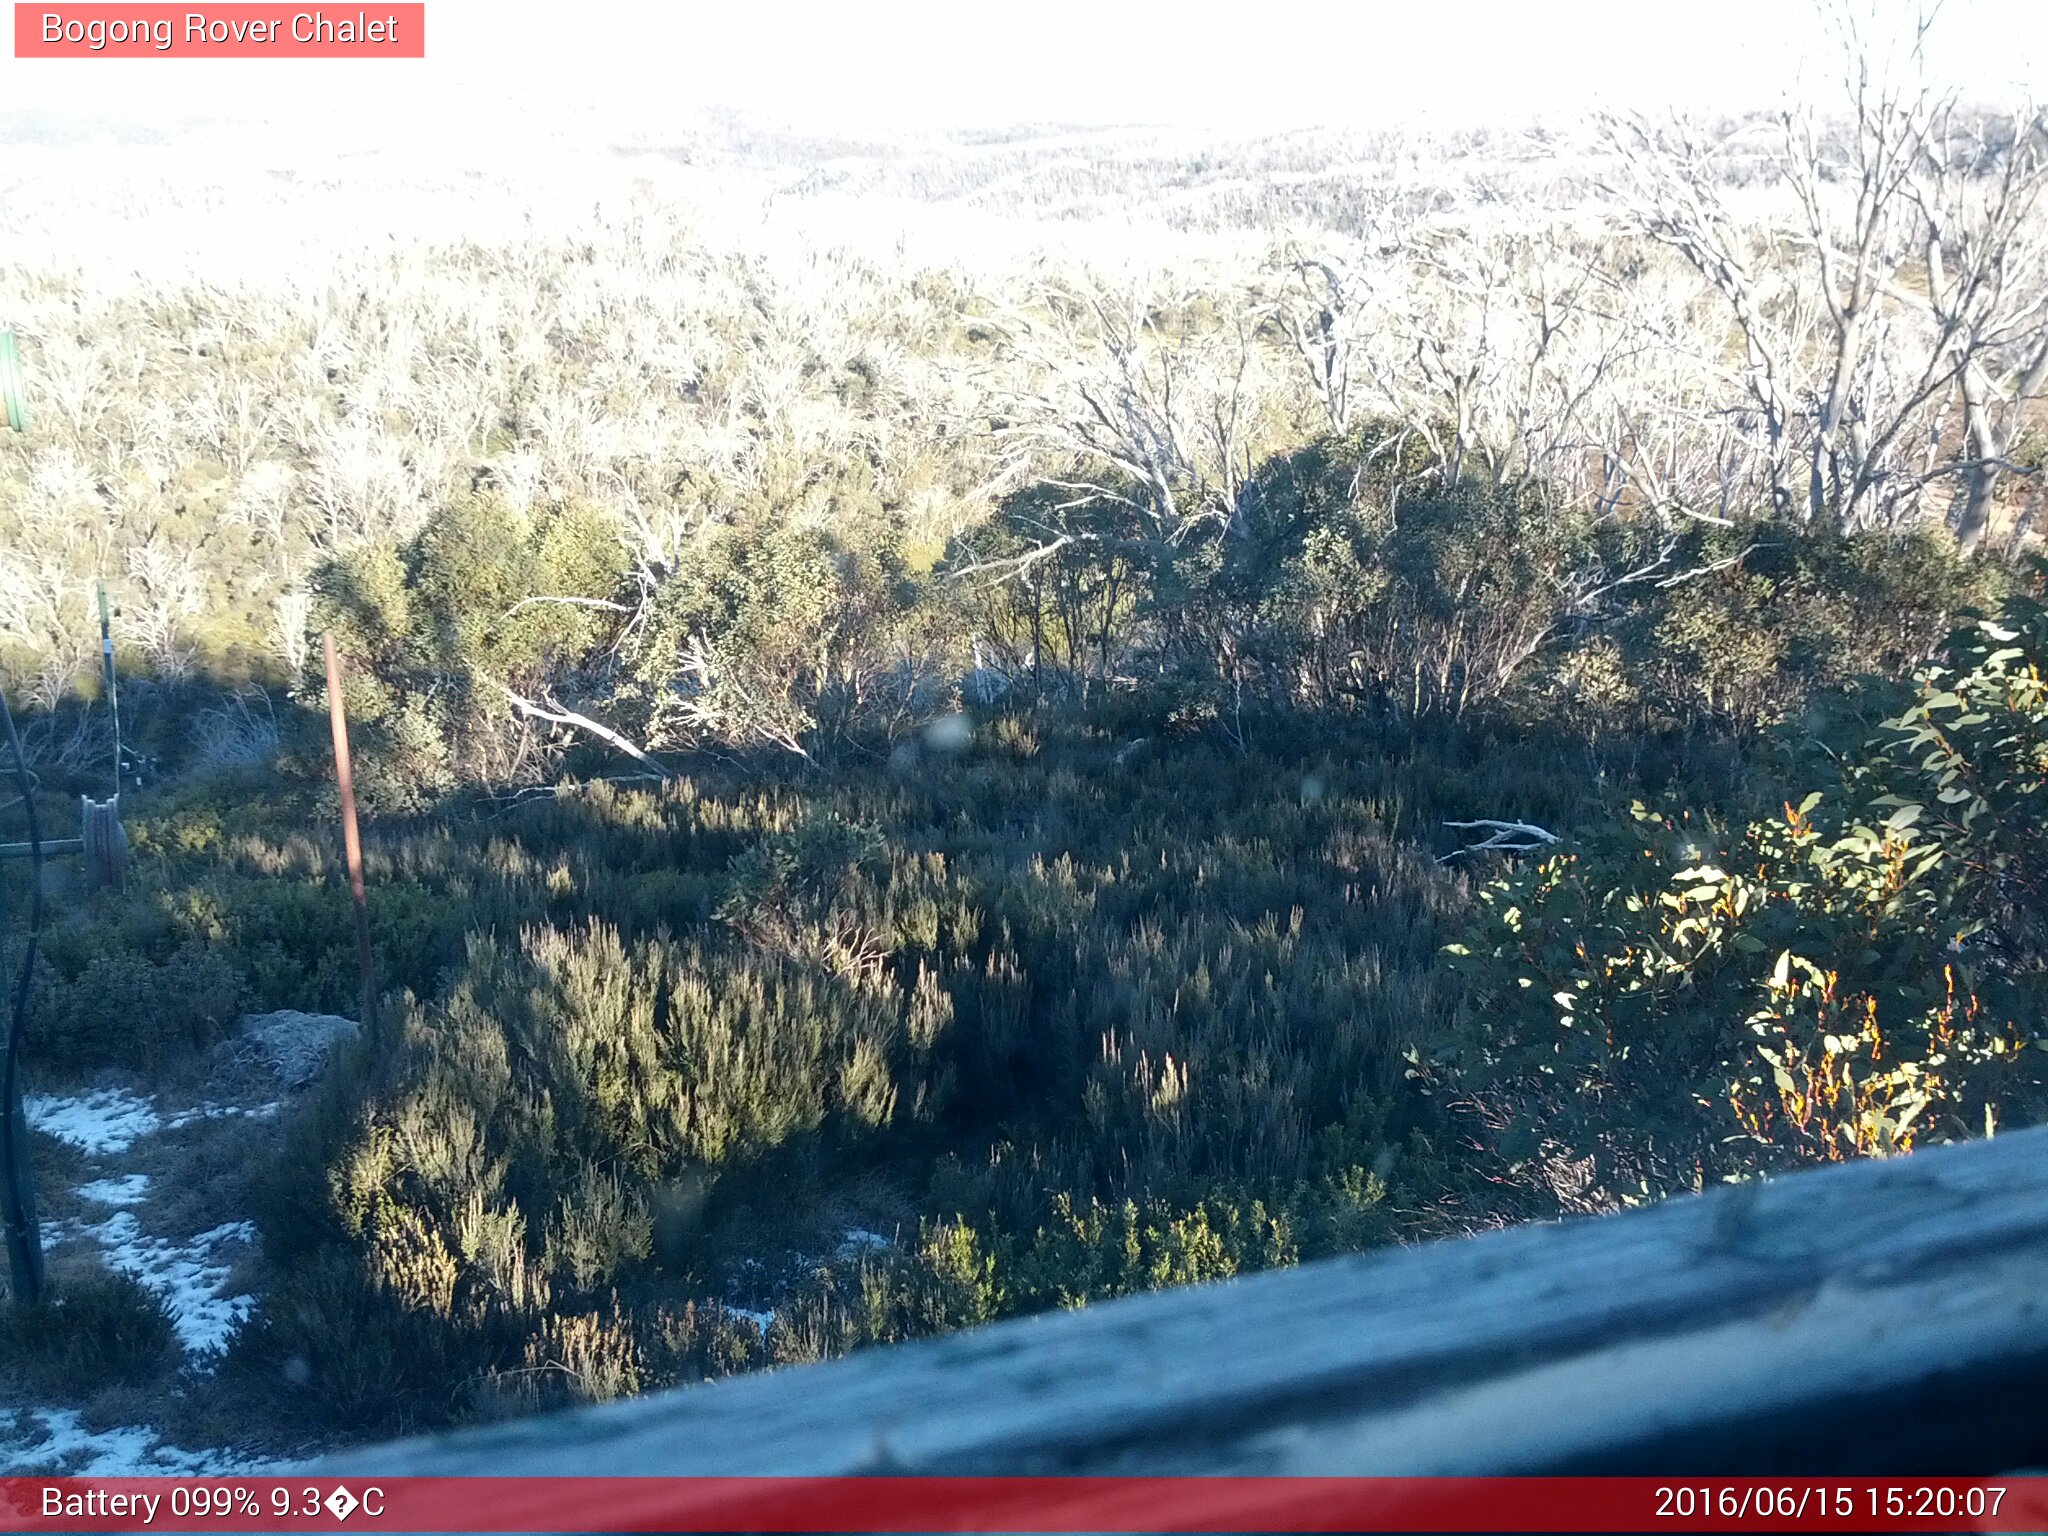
(3, 435, 2043, 1449)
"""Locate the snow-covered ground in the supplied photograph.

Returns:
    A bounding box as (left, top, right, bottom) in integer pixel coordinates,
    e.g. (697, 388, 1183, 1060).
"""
(17, 1088, 277, 1151)
(22, 1088, 163, 1154)
(168, 1101, 283, 1130)
(36, 1212, 258, 1356)
(76, 1173, 152, 1207)
(725, 1305, 776, 1336)
(0, 1409, 265, 1476)
(4, 1086, 278, 1474)
(23, 1088, 267, 1354)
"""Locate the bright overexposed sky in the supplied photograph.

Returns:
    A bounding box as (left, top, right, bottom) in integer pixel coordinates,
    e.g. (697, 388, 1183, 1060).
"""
(2, 0, 2043, 144)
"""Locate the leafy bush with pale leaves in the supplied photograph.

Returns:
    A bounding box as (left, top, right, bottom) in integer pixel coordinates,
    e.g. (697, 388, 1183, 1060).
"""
(1435, 588, 2048, 1210)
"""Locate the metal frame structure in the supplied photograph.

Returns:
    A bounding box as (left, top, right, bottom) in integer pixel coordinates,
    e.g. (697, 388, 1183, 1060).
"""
(0, 332, 120, 1307)
(1, 329, 43, 1303)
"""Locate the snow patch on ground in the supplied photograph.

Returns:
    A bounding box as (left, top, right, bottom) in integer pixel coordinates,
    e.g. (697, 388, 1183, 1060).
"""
(26, 1087, 264, 1356)
(7, 1085, 280, 1475)
(73, 1213, 258, 1355)
(0, 1409, 266, 1476)
(725, 1305, 775, 1336)
(166, 1101, 284, 1129)
(76, 1173, 152, 1207)
(23, 1089, 162, 1153)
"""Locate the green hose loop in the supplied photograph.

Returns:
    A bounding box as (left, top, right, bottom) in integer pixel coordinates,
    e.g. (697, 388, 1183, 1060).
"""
(0, 332, 26, 433)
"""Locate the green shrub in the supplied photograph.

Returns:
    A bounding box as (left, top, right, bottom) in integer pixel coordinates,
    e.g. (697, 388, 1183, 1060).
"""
(0, 1272, 178, 1395)
(1436, 591, 2048, 1209)
(629, 515, 954, 759)
(24, 937, 245, 1069)
(1581, 526, 2011, 736)
(312, 494, 630, 792)
(221, 1248, 473, 1435)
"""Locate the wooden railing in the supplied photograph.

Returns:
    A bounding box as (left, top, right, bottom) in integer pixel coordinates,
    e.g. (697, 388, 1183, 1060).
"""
(328, 1125, 2048, 1479)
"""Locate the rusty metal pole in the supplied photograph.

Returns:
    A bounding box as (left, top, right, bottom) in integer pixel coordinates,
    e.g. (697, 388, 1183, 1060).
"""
(323, 632, 377, 1037)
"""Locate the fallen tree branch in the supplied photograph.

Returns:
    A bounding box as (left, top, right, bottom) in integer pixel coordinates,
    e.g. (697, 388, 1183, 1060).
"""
(500, 685, 667, 775)
(1440, 820, 1562, 861)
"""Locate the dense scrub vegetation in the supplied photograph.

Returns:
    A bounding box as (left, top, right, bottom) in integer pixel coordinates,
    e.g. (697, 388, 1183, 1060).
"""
(4, 29, 2047, 1453)
(7, 426, 2043, 1443)
(1439, 593, 2048, 1210)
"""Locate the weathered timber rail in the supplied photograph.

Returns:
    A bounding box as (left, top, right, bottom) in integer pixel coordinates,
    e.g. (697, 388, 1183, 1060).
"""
(328, 1126, 2048, 1480)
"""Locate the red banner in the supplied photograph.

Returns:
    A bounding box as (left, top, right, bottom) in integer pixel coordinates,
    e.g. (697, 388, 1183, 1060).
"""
(3, 1477, 2047, 1532)
(13, 4, 424, 57)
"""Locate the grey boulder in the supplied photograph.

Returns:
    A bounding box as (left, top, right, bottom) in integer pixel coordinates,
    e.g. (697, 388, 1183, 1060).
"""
(226, 1010, 363, 1089)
